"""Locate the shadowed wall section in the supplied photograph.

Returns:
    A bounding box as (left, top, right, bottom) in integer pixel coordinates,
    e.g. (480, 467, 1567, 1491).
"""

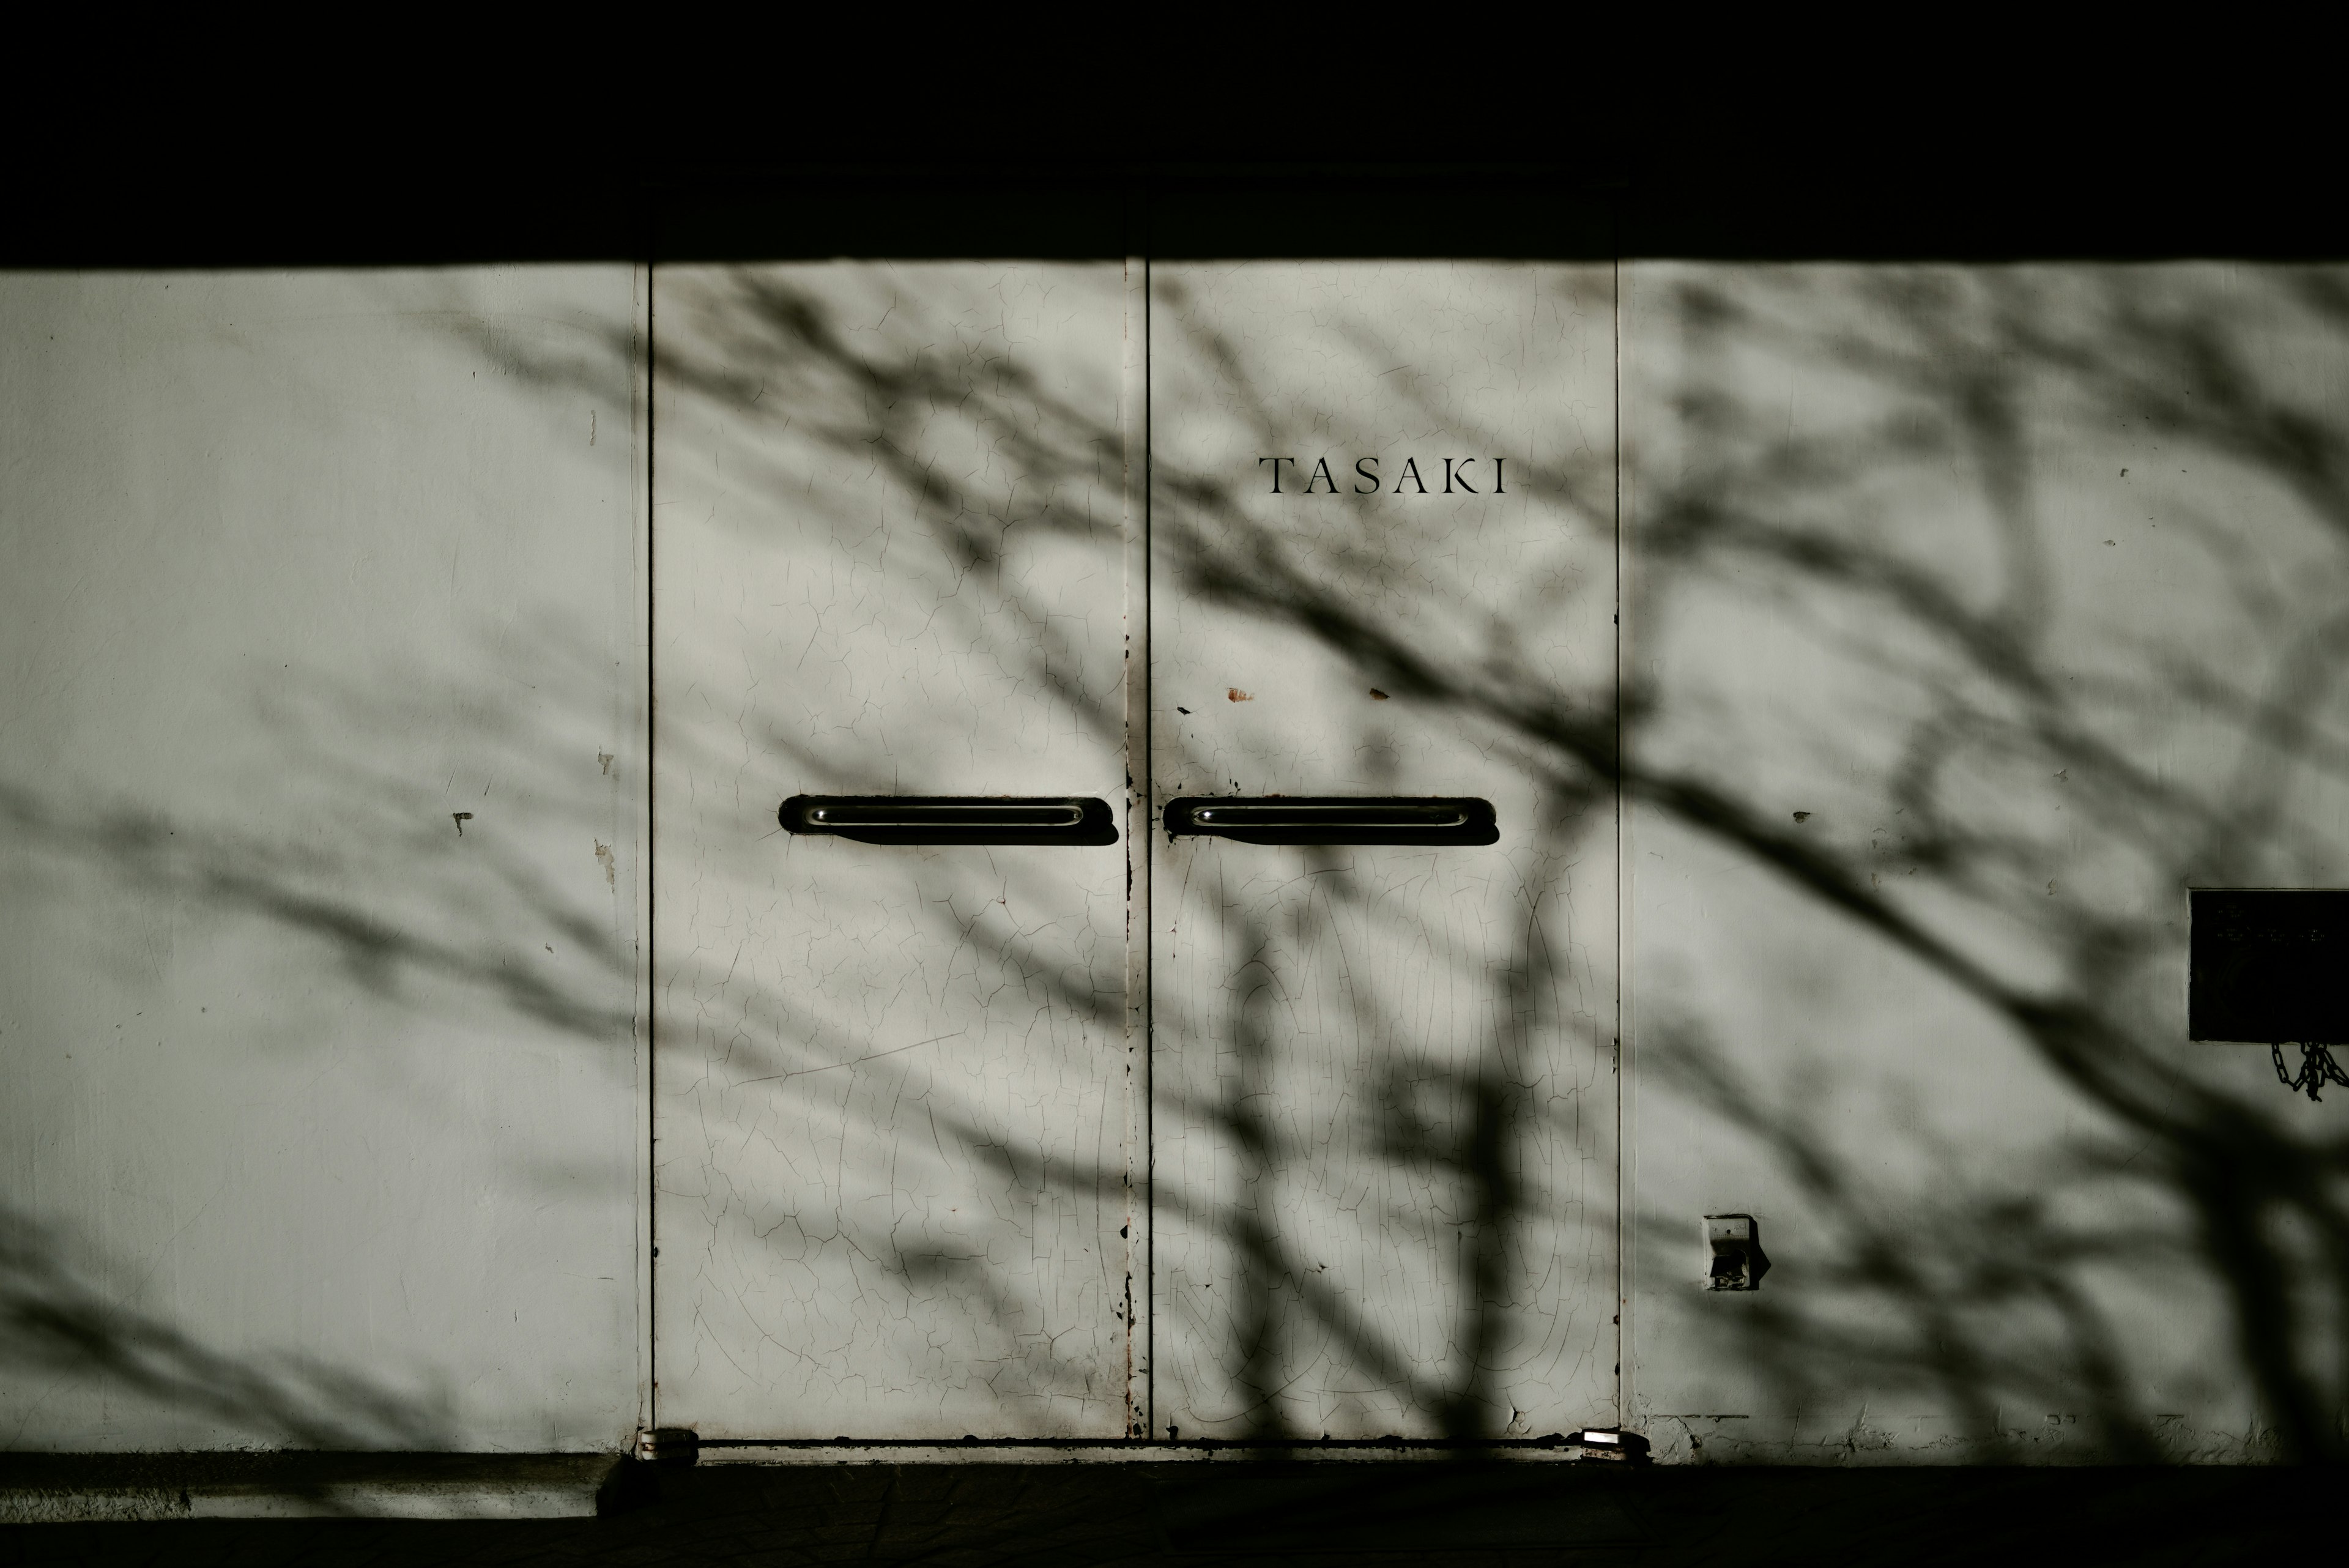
(0, 269, 648, 1451)
(7, 240, 2348, 1465)
(1147, 262, 1619, 1440)
(1624, 262, 2349, 1463)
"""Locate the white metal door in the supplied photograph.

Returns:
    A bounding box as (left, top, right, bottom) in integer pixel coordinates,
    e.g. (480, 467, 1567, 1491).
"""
(650, 261, 1139, 1439)
(650, 251, 1617, 1446)
(1146, 262, 1620, 1440)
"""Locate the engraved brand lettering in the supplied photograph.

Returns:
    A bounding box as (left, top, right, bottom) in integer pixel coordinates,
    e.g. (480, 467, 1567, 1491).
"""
(1255, 455, 1508, 496)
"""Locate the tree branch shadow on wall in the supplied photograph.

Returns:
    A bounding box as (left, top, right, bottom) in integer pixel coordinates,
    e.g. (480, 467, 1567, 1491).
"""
(0, 1204, 450, 1450)
(0, 620, 636, 1449)
(618, 260, 2349, 1459)
(7, 259, 2349, 1462)
(1618, 266, 2349, 1463)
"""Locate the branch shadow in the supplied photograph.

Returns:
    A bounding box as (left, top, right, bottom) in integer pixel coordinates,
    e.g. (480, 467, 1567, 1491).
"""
(7, 254, 2348, 1462)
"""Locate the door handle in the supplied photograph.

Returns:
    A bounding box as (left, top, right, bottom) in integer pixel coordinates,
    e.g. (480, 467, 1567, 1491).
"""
(1162, 797, 1497, 845)
(778, 795, 1118, 845)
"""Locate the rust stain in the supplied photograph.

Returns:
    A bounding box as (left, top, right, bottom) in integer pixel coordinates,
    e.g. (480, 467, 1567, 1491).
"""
(1227, 687, 1252, 702)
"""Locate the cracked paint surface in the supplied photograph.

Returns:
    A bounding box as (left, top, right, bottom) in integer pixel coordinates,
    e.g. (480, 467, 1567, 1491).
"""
(652, 264, 1132, 1438)
(652, 259, 1619, 1441)
(1148, 264, 1620, 1438)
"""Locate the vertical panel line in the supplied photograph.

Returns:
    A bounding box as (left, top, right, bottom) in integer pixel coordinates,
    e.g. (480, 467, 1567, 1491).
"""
(1611, 238, 1627, 1432)
(1120, 191, 1155, 1442)
(642, 255, 660, 1435)
(1142, 241, 1154, 1443)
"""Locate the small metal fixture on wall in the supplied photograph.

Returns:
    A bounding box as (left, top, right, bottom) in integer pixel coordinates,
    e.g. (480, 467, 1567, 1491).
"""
(2272, 1042, 2349, 1102)
(633, 1428, 699, 1466)
(1573, 1428, 1652, 1463)
(1704, 1214, 1768, 1290)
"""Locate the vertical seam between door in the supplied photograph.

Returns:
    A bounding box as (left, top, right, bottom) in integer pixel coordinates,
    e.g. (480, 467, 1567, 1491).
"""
(643, 255, 659, 1436)
(1141, 240, 1154, 1444)
(1612, 237, 1627, 1430)
(1121, 199, 1156, 1443)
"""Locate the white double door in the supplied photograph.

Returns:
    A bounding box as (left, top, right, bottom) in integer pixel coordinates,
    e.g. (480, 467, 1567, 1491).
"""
(651, 255, 1617, 1441)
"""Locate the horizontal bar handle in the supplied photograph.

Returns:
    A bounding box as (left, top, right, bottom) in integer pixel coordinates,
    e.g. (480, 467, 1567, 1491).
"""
(1163, 796, 1498, 845)
(806, 802, 1083, 828)
(1187, 802, 1471, 828)
(779, 795, 1117, 846)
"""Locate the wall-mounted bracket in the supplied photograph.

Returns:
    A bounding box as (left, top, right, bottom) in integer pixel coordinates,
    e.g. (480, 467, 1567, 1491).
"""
(1704, 1214, 1768, 1291)
(632, 1428, 699, 1466)
(1572, 1427, 1652, 1463)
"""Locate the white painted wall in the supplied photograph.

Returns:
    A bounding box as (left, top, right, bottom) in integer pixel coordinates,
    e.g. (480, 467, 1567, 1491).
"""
(1623, 262, 2349, 1463)
(7, 246, 2339, 1465)
(0, 269, 648, 1451)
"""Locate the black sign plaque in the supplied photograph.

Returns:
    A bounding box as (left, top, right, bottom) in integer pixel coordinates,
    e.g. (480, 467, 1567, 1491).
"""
(2189, 890, 2349, 1044)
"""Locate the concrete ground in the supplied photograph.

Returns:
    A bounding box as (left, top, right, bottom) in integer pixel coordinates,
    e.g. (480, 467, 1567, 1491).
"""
(0, 1461, 2318, 1565)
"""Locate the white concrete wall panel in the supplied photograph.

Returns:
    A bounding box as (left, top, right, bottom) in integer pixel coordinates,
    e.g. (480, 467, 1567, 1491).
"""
(650, 264, 1135, 1438)
(1148, 263, 1619, 1438)
(12, 240, 2337, 1468)
(0, 269, 648, 1451)
(1624, 263, 2349, 1463)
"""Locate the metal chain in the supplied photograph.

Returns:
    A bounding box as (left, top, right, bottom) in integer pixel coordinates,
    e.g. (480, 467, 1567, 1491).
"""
(2272, 1042, 2349, 1102)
